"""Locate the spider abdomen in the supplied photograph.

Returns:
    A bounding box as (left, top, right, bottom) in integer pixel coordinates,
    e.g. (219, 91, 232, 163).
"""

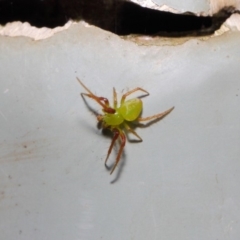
(118, 98, 142, 121)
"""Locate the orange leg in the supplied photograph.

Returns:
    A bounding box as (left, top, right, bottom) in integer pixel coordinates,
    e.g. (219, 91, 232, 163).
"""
(81, 93, 115, 114)
(121, 88, 149, 104)
(138, 106, 174, 121)
(105, 129, 120, 164)
(110, 131, 126, 174)
(77, 77, 98, 97)
(113, 87, 117, 108)
(99, 97, 110, 106)
(77, 77, 115, 114)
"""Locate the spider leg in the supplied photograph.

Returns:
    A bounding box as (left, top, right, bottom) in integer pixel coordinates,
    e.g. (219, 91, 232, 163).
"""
(99, 97, 110, 106)
(110, 130, 126, 174)
(124, 122, 142, 141)
(81, 93, 114, 113)
(77, 77, 98, 96)
(81, 93, 109, 106)
(105, 128, 119, 164)
(121, 88, 149, 104)
(138, 106, 174, 121)
(77, 78, 115, 114)
(113, 87, 117, 108)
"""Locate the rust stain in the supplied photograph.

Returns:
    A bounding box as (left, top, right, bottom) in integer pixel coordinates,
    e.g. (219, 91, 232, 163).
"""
(0, 191, 5, 201)
(0, 138, 57, 163)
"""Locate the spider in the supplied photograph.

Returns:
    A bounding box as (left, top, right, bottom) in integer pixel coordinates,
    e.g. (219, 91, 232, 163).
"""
(77, 78, 174, 174)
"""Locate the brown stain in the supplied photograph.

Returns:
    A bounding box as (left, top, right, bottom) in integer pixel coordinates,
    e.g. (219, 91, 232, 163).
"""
(0, 191, 5, 201)
(0, 138, 56, 163)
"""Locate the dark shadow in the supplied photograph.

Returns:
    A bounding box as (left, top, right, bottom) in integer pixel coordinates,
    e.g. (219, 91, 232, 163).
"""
(125, 135, 142, 143)
(114, 4, 239, 36)
(0, 0, 67, 28)
(97, 121, 102, 130)
(0, 0, 239, 37)
(123, 122, 143, 143)
(81, 94, 99, 117)
(101, 127, 113, 138)
(110, 149, 126, 184)
(137, 94, 149, 100)
(97, 128, 125, 183)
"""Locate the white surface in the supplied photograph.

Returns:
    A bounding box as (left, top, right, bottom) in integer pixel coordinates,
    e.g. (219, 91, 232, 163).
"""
(0, 23, 240, 240)
(133, 0, 209, 12)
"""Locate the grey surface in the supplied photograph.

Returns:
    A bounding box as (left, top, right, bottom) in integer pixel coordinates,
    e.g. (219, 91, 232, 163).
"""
(0, 24, 240, 240)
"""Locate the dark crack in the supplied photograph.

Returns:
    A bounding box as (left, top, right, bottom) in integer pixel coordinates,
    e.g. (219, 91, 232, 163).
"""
(0, 0, 239, 37)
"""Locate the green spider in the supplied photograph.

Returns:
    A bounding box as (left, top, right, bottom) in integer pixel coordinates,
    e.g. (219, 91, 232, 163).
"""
(77, 78, 174, 174)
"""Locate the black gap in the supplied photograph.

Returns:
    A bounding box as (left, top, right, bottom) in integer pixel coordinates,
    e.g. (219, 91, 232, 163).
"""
(0, 0, 238, 37)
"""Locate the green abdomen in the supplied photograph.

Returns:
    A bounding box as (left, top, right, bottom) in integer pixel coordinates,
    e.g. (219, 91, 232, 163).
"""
(118, 98, 142, 121)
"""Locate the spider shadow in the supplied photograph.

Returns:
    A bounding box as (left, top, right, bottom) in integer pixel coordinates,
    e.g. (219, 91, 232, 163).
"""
(81, 93, 126, 183)
(81, 94, 125, 182)
(102, 112, 171, 182)
(81, 93, 99, 117)
(106, 95, 150, 181)
(124, 123, 143, 143)
(109, 151, 126, 184)
(124, 112, 170, 143)
(100, 128, 126, 184)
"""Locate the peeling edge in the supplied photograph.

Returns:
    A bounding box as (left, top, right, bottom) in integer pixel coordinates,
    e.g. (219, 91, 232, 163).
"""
(0, 1, 239, 42)
(131, 0, 180, 13)
(0, 20, 76, 41)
